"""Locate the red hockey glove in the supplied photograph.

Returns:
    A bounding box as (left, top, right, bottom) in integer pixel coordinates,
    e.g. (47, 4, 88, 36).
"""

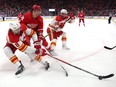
(68, 14, 75, 23)
(34, 41, 41, 50)
(35, 48, 46, 56)
(69, 14, 75, 19)
(38, 35, 44, 41)
(59, 23, 65, 28)
(41, 48, 46, 56)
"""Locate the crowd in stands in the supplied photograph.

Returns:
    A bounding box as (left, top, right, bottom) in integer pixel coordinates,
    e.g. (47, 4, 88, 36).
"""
(0, 0, 116, 17)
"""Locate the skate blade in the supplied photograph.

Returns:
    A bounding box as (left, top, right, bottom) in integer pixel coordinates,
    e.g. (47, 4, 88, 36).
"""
(15, 73, 23, 78)
(15, 69, 25, 78)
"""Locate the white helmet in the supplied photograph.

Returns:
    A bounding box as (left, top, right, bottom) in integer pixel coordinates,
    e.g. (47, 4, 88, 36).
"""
(60, 9, 68, 14)
(9, 23, 20, 31)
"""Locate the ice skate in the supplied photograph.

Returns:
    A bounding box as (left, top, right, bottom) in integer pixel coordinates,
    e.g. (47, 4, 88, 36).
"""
(44, 61, 50, 70)
(62, 45, 70, 50)
(15, 61, 25, 76)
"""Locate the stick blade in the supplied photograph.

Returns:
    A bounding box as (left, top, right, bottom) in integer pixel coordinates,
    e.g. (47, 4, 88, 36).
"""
(104, 46, 112, 50)
(61, 65, 68, 77)
(99, 73, 114, 80)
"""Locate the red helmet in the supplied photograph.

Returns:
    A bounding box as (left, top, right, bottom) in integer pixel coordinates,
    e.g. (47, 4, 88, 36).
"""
(32, 4, 41, 10)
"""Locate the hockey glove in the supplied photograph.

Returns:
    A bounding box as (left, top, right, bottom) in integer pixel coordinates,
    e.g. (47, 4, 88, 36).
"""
(69, 13, 75, 19)
(38, 34, 44, 41)
(34, 41, 41, 50)
(35, 48, 46, 56)
(68, 14, 75, 23)
(59, 23, 65, 28)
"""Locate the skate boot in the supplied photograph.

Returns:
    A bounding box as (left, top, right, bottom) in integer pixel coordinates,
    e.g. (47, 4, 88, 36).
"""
(44, 61, 50, 70)
(15, 60, 25, 75)
(62, 45, 70, 50)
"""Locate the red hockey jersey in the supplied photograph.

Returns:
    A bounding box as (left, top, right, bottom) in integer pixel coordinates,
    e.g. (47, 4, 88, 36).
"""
(21, 12, 43, 33)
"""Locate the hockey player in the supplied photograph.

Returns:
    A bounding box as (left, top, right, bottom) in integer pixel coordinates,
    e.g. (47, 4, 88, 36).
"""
(21, 4, 49, 51)
(17, 12, 23, 23)
(108, 12, 113, 24)
(47, 9, 75, 55)
(3, 23, 49, 76)
(78, 10, 85, 26)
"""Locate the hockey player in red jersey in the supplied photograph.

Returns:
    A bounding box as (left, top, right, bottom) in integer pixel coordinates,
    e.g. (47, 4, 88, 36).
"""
(17, 12, 23, 23)
(3, 23, 49, 76)
(21, 4, 49, 51)
(47, 9, 75, 55)
(78, 10, 85, 26)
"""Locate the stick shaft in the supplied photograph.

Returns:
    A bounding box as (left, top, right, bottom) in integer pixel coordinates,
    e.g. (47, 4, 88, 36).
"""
(46, 53, 99, 77)
(47, 54, 114, 80)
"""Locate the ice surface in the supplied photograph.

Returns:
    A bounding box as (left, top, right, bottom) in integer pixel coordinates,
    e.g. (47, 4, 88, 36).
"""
(0, 19, 116, 87)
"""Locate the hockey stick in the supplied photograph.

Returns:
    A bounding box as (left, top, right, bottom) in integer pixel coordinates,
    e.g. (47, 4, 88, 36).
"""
(104, 46, 116, 50)
(51, 55, 68, 76)
(46, 53, 114, 80)
(60, 63, 68, 76)
(44, 48, 68, 76)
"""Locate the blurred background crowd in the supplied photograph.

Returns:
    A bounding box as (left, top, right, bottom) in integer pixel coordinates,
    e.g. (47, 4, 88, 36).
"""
(0, 0, 116, 17)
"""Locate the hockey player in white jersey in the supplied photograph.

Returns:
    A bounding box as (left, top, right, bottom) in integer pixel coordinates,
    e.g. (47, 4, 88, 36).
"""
(47, 9, 75, 56)
(3, 23, 50, 76)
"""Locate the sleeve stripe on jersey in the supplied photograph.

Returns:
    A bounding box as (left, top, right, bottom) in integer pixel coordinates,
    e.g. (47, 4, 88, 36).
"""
(49, 28, 54, 40)
(10, 55, 19, 64)
(30, 30, 36, 37)
(35, 55, 42, 62)
(18, 43, 28, 52)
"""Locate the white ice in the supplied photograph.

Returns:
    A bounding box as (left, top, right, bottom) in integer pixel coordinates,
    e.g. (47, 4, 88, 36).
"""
(0, 18, 116, 87)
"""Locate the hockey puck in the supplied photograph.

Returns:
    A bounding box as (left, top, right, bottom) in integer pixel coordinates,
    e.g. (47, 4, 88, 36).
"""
(98, 76, 103, 80)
